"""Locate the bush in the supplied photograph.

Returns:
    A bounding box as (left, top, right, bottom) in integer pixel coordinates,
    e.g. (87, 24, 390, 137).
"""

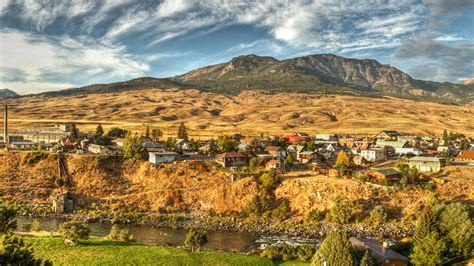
(1, 233, 46, 265)
(31, 219, 42, 232)
(21, 223, 31, 232)
(296, 245, 315, 261)
(108, 224, 132, 242)
(259, 171, 282, 193)
(366, 205, 388, 227)
(304, 209, 323, 224)
(26, 151, 48, 165)
(184, 229, 207, 252)
(326, 195, 354, 224)
(272, 198, 291, 221)
(260, 246, 282, 260)
(58, 220, 90, 245)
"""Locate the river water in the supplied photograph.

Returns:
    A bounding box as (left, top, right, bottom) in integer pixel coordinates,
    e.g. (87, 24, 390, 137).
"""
(16, 216, 320, 252)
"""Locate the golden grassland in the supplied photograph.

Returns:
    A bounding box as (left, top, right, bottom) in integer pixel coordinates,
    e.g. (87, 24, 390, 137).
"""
(3, 88, 474, 138)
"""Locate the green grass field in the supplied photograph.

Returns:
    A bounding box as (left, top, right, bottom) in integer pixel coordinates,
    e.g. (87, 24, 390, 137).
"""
(24, 236, 310, 265)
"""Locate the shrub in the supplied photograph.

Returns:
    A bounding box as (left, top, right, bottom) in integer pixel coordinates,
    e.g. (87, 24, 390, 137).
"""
(108, 224, 132, 242)
(21, 224, 31, 232)
(272, 198, 291, 221)
(304, 209, 323, 224)
(184, 229, 207, 252)
(259, 171, 282, 193)
(0, 205, 17, 233)
(31, 219, 41, 232)
(260, 246, 282, 260)
(366, 205, 388, 227)
(326, 195, 354, 224)
(58, 220, 90, 245)
(1, 233, 46, 265)
(26, 151, 48, 165)
(296, 245, 315, 261)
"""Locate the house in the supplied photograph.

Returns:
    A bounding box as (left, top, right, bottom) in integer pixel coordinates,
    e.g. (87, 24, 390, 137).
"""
(148, 151, 178, 165)
(408, 156, 445, 172)
(237, 143, 251, 151)
(360, 147, 387, 162)
(369, 168, 401, 180)
(216, 152, 247, 167)
(265, 146, 286, 159)
(254, 151, 273, 160)
(455, 150, 474, 163)
(265, 159, 281, 170)
(52, 192, 73, 214)
(376, 140, 409, 156)
(175, 139, 190, 150)
(284, 135, 309, 145)
(8, 141, 37, 150)
(436, 145, 455, 156)
(298, 151, 317, 163)
(351, 237, 408, 266)
(286, 145, 305, 160)
(375, 130, 402, 140)
(395, 147, 423, 156)
(353, 155, 368, 166)
(88, 144, 122, 155)
(315, 134, 338, 141)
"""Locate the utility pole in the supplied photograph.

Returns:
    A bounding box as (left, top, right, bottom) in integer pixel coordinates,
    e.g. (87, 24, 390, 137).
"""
(3, 105, 7, 144)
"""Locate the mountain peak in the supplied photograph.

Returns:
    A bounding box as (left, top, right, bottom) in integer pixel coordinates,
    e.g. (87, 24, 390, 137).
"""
(0, 89, 19, 99)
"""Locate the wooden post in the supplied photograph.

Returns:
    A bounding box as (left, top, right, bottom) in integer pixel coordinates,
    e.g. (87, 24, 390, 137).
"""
(3, 105, 7, 144)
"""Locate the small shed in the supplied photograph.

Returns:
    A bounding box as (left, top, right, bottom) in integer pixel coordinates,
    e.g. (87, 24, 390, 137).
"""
(52, 192, 73, 214)
(148, 151, 178, 165)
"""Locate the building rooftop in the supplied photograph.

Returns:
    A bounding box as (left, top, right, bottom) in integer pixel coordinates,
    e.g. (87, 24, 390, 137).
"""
(351, 237, 408, 261)
(372, 168, 400, 176)
(409, 156, 444, 162)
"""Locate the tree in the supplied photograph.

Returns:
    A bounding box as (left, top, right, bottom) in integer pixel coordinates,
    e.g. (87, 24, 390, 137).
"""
(151, 128, 163, 141)
(108, 224, 132, 242)
(410, 232, 446, 265)
(184, 229, 207, 252)
(31, 219, 41, 232)
(285, 153, 293, 166)
(177, 122, 188, 140)
(366, 205, 387, 227)
(208, 138, 217, 154)
(312, 230, 354, 266)
(438, 202, 473, 256)
(334, 150, 352, 176)
(0, 205, 17, 233)
(442, 129, 448, 145)
(95, 124, 104, 137)
(359, 248, 375, 266)
(107, 127, 127, 138)
(1, 233, 45, 265)
(327, 195, 354, 224)
(218, 136, 237, 152)
(144, 125, 150, 138)
(165, 137, 177, 151)
(70, 123, 79, 139)
(259, 171, 282, 193)
(58, 221, 90, 245)
(123, 132, 145, 159)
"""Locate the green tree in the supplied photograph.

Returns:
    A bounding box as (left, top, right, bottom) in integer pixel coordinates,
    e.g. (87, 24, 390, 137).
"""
(359, 248, 375, 266)
(218, 136, 237, 152)
(165, 137, 177, 151)
(123, 132, 145, 159)
(177, 122, 188, 140)
(95, 124, 104, 137)
(312, 230, 354, 266)
(70, 123, 79, 139)
(58, 220, 90, 245)
(184, 229, 207, 252)
(410, 232, 446, 265)
(327, 195, 354, 224)
(366, 205, 387, 227)
(0, 205, 17, 233)
(1, 233, 45, 265)
(259, 171, 282, 193)
(144, 125, 150, 138)
(107, 127, 127, 138)
(208, 138, 217, 154)
(108, 224, 132, 242)
(442, 129, 448, 144)
(285, 153, 293, 165)
(438, 202, 473, 256)
(151, 128, 163, 141)
(31, 219, 41, 232)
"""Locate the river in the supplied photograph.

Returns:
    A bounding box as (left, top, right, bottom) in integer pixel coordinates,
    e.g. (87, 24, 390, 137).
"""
(16, 216, 320, 252)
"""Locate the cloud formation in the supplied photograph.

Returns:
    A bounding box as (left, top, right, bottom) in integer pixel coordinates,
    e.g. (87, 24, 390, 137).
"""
(0, 0, 472, 94)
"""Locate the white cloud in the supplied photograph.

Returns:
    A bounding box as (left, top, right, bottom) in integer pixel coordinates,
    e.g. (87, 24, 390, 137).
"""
(0, 30, 149, 94)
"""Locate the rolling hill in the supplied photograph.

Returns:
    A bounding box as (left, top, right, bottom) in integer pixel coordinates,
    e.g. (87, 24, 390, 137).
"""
(27, 53, 474, 105)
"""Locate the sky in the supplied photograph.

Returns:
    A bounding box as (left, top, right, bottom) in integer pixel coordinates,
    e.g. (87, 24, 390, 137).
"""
(0, 0, 473, 95)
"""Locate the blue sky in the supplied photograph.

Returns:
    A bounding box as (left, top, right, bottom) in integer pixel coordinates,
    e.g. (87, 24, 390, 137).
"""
(0, 0, 473, 95)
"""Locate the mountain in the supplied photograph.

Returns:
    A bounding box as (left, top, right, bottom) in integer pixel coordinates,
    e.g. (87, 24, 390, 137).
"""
(176, 54, 474, 104)
(31, 54, 474, 104)
(0, 89, 19, 99)
(461, 78, 474, 85)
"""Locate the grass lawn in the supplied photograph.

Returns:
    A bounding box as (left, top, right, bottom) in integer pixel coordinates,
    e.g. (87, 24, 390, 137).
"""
(24, 236, 310, 266)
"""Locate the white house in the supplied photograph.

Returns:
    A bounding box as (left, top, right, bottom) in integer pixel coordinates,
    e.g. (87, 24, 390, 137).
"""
(148, 151, 178, 165)
(395, 147, 423, 156)
(88, 144, 122, 155)
(360, 147, 386, 162)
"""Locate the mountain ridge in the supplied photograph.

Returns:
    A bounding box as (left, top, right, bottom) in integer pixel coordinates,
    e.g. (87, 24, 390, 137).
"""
(0, 89, 19, 99)
(20, 53, 474, 104)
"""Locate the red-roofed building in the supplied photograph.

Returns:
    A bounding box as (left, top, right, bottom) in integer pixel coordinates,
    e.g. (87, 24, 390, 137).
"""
(265, 159, 281, 170)
(284, 135, 309, 145)
(455, 150, 474, 163)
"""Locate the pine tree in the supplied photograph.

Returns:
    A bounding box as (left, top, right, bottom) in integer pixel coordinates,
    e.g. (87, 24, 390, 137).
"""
(360, 248, 375, 266)
(442, 129, 448, 145)
(145, 125, 150, 138)
(312, 230, 353, 266)
(177, 122, 188, 140)
(70, 123, 79, 139)
(95, 124, 104, 137)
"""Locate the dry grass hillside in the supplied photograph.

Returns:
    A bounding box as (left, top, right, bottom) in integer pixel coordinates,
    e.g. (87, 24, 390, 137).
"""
(1, 152, 472, 219)
(3, 88, 474, 137)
